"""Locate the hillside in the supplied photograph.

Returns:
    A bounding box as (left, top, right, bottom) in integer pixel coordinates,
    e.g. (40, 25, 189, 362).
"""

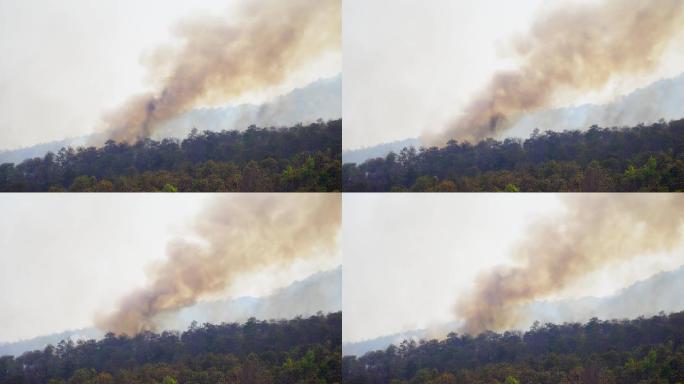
(0, 267, 341, 357)
(0, 120, 341, 192)
(343, 311, 684, 384)
(0, 75, 341, 166)
(162, 267, 341, 332)
(0, 312, 341, 384)
(0, 329, 102, 362)
(0, 137, 89, 166)
(342, 138, 421, 165)
(342, 72, 684, 165)
(155, 75, 341, 141)
(343, 119, 684, 192)
(343, 266, 684, 357)
(508, 72, 684, 140)
(523, 266, 684, 327)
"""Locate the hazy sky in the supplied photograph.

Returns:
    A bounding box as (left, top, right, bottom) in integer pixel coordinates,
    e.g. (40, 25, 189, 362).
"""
(0, 0, 340, 150)
(0, 194, 340, 342)
(342, 0, 684, 150)
(342, 194, 684, 343)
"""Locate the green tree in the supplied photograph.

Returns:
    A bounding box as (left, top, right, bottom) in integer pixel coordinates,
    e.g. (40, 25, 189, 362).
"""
(433, 180, 457, 192)
(410, 176, 438, 192)
(68, 176, 97, 192)
(161, 183, 178, 192)
(504, 183, 520, 192)
(504, 376, 520, 384)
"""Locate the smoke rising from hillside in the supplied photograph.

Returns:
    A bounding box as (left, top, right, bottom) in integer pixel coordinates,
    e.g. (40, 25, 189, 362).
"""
(96, 194, 340, 335)
(456, 194, 684, 335)
(101, 0, 340, 144)
(426, 0, 684, 146)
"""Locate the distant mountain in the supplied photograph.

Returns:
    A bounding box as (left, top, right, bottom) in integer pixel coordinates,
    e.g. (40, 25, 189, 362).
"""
(0, 328, 102, 358)
(0, 136, 88, 165)
(508, 72, 684, 138)
(343, 265, 684, 356)
(155, 74, 341, 139)
(158, 266, 341, 330)
(342, 322, 460, 357)
(0, 74, 341, 165)
(522, 265, 684, 326)
(342, 137, 421, 164)
(0, 267, 341, 357)
(343, 330, 424, 358)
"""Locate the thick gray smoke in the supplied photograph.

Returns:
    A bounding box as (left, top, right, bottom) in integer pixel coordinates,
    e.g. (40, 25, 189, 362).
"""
(426, 0, 684, 146)
(100, 0, 340, 144)
(456, 194, 684, 335)
(96, 194, 340, 335)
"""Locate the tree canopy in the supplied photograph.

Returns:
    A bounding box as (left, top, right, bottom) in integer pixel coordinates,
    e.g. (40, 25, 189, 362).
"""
(343, 311, 684, 384)
(0, 312, 341, 384)
(0, 120, 341, 192)
(343, 119, 684, 192)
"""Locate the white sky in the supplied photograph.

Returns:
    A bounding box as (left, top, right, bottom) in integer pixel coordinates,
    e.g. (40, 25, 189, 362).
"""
(0, 0, 340, 150)
(0, 194, 202, 342)
(342, 0, 684, 150)
(0, 194, 341, 343)
(342, 194, 684, 343)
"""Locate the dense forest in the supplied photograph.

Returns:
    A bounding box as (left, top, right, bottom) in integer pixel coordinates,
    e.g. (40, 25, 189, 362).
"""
(0, 120, 341, 192)
(343, 119, 684, 192)
(342, 311, 684, 384)
(0, 312, 341, 384)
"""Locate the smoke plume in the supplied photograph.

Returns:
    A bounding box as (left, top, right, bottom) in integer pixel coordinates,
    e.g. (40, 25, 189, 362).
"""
(96, 194, 340, 335)
(426, 0, 684, 146)
(456, 194, 684, 335)
(101, 0, 340, 144)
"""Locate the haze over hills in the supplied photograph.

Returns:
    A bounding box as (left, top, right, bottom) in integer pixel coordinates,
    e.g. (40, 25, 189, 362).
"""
(0, 75, 341, 165)
(0, 328, 102, 360)
(155, 74, 341, 140)
(343, 265, 684, 356)
(0, 267, 340, 357)
(342, 322, 460, 358)
(342, 138, 420, 165)
(522, 265, 684, 327)
(158, 266, 341, 331)
(508, 72, 684, 139)
(0, 136, 89, 165)
(342, 72, 684, 164)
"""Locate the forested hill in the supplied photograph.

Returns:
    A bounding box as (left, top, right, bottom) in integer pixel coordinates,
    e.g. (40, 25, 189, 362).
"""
(0, 120, 341, 192)
(343, 119, 684, 192)
(0, 312, 341, 384)
(342, 311, 684, 384)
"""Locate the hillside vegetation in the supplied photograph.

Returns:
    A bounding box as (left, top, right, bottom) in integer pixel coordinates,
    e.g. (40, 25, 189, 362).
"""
(343, 119, 684, 192)
(0, 312, 341, 384)
(343, 311, 684, 384)
(0, 120, 341, 192)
